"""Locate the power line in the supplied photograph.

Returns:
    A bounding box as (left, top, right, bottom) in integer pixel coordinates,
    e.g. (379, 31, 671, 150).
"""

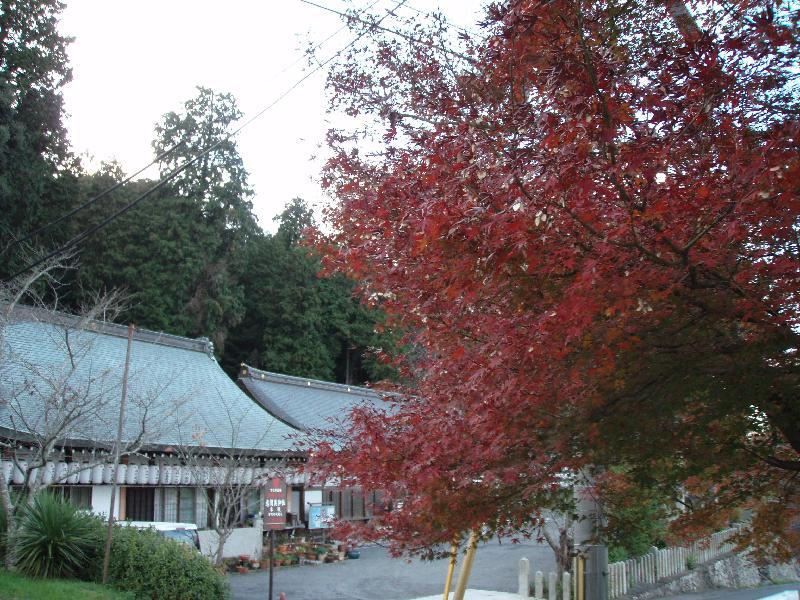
(3, 0, 388, 263)
(4, 0, 410, 283)
(5, 160, 203, 282)
(226, 1, 407, 142)
(298, 0, 475, 63)
(282, 0, 383, 74)
(0, 141, 184, 258)
(398, 2, 476, 37)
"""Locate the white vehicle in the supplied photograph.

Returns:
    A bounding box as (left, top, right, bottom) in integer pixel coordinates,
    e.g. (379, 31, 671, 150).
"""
(122, 521, 201, 551)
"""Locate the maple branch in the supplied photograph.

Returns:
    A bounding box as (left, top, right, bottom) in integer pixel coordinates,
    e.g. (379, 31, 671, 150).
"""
(391, 112, 442, 126)
(740, 445, 800, 473)
(512, 172, 679, 269)
(573, 0, 648, 238)
(680, 200, 738, 255)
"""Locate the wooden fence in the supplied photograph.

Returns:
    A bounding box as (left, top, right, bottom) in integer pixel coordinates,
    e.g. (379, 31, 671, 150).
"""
(607, 527, 740, 598)
(518, 527, 740, 600)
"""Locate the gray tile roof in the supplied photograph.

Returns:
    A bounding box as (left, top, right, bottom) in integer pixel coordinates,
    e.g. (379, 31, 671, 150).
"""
(237, 365, 387, 432)
(0, 306, 300, 454)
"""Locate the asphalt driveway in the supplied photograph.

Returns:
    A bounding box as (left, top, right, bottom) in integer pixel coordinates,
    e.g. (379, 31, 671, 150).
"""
(228, 538, 556, 600)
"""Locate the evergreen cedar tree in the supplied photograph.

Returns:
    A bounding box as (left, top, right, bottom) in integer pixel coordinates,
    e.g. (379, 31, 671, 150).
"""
(0, 4, 393, 382)
(0, 0, 80, 280)
(307, 0, 800, 560)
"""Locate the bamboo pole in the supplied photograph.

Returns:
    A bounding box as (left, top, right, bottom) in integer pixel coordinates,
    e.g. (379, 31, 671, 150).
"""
(453, 530, 479, 600)
(443, 538, 459, 600)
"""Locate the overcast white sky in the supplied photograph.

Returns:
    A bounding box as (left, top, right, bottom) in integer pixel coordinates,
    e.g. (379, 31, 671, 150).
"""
(60, 0, 486, 231)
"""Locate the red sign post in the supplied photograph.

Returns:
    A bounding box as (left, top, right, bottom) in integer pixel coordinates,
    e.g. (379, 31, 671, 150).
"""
(263, 477, 287, 530)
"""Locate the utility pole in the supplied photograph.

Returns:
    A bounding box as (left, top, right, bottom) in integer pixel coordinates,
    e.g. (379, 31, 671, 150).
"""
(102, 324, 134, 584)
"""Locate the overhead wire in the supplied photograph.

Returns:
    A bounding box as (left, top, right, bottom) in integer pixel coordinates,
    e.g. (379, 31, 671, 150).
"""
(297, 0, 476, 63)
(398, 2, 476, 37)
(4, 0, 410, 283)
(281, 0, 383, 73)
(286, 0, 475, 72)
(2, 0, 387, 264)
(0, 141, 184, 258)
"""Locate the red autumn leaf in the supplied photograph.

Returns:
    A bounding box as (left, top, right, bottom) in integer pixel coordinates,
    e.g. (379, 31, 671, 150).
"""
(308, 0, 800, 561)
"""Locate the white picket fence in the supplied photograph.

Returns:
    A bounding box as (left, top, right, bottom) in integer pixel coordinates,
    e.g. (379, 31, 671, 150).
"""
(518, 557, 572, 600)
(607, 527, 740, 599)
(518, 527, 740, 600)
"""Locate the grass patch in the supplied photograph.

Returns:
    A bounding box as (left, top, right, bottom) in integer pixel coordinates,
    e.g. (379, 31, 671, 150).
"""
(0, 570, 134, 599)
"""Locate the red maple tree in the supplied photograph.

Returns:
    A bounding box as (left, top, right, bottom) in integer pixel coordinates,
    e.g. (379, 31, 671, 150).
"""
(309, 0, 800, 560)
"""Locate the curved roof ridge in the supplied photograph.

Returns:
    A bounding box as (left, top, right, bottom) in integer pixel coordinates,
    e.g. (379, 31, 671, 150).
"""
(239, 364, 379, 398)
(4, 304, 213, 355)
(1, 306, 299, 453)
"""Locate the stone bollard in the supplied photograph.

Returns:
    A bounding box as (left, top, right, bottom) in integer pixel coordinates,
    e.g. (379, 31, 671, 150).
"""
(535, 571, 544, 599)
(562, 572, 571, 600)
(548, 571, 558, 600)
(519, 557, 530, 599)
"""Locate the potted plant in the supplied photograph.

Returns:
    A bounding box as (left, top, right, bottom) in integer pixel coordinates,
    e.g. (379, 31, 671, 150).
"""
(223, 558, 239, 573)
(234, 553, 250, 573)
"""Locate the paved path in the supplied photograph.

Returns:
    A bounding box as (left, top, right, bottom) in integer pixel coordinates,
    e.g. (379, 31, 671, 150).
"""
(414, 592, 522, 600)
(228, 538, 555, 600)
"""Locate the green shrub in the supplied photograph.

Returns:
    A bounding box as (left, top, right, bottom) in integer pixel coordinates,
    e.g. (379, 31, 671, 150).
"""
(13, 493, 101, 579)
(608, 545, 629, 563)
(603, 473, 670, 559)
(686, 554, 698, 570)
(104, 526, 228, 600)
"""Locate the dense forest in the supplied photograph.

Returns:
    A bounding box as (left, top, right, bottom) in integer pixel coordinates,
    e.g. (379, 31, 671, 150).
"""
(0, 0, 394, 385)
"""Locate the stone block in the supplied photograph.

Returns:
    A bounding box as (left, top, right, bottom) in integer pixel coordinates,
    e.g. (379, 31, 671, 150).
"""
(766, 560, 800, 583)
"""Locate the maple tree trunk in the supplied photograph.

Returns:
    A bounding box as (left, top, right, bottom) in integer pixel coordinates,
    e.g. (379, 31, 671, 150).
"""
(764, 394, 800, 471)
(542, 514, 574, 580)
(665, 0, 702, 42)
(0, 474, 17, 570)
(557, 527, 573, 579)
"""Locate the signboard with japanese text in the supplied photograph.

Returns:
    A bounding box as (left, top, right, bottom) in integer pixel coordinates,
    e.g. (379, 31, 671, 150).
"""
(263, 477, 287, 530)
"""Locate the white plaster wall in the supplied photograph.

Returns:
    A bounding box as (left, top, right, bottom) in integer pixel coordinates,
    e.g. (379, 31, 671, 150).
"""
(199, 527, 263, 560)
(91, 485, 121, 518)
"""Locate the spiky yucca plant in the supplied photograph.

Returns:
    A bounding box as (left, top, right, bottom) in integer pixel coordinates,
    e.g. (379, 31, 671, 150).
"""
(14, 493, 100, 579)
